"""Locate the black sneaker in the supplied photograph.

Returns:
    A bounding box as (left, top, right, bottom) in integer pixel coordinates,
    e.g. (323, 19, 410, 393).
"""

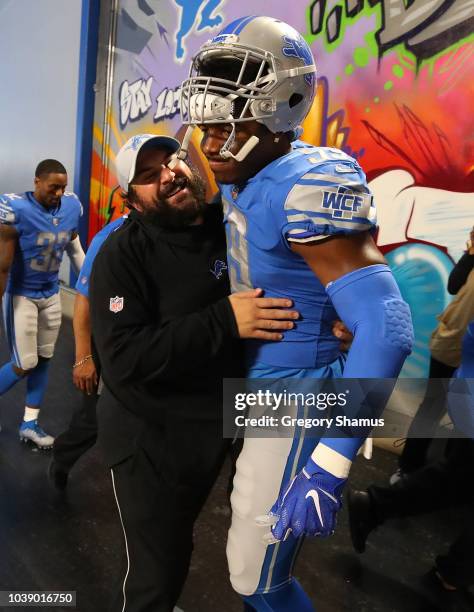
(347, 490, 378, 553)
(48, 458, 69, 490)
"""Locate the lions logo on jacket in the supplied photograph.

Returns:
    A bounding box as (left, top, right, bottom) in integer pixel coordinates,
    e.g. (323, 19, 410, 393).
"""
(210, 259, 227, 279)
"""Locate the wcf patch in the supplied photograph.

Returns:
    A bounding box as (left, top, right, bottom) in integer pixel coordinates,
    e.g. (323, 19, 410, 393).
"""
(321, 186, 368, 220)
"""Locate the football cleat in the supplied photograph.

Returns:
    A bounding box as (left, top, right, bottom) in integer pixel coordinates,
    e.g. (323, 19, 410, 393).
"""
(19, 420, 54, 449)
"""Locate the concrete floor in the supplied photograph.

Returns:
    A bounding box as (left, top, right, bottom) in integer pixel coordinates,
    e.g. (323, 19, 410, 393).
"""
(0, 316, 471, 612)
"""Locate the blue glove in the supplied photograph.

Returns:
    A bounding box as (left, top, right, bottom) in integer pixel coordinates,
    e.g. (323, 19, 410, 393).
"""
(267, 457, 347, 540)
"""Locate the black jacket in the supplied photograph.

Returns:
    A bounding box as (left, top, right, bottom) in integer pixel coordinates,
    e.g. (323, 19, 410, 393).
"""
(89, 204, 243, 425)
(448, 252, 474, 295)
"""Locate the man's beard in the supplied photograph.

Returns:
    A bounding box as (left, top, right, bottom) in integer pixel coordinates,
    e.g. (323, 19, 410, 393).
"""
(131, 171, 207, 229)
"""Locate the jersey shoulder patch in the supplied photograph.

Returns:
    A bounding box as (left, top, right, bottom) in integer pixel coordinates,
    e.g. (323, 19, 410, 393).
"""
(64, 192, 83, 217)
(0, 193, 24, 225)
(282, 149, 376, 244)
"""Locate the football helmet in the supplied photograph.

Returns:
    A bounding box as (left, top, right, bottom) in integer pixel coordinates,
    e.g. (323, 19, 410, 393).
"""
(180, 15, 317, 160)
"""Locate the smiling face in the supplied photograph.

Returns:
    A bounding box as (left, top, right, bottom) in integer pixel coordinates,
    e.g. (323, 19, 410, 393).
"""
(34, 172, 68, 207)
(199, 120, 290, 186)
(128, 146, 206, 227)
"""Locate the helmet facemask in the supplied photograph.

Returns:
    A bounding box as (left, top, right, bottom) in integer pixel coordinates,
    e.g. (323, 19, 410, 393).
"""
(179, 19, 317, 163)
(181, 45, 279, 161)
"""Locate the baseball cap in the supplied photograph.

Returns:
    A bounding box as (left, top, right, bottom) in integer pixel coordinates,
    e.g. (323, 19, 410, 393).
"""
(115, 133, 181, 192)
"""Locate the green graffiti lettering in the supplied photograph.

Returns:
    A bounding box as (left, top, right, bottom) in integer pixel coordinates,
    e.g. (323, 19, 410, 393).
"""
(306, 0, 474, 68)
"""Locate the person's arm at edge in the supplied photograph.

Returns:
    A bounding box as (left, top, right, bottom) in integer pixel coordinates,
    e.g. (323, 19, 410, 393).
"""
(72, 293, 97, 395)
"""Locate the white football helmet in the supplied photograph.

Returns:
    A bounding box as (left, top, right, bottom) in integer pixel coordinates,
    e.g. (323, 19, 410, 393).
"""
(180, 15, 317, 161)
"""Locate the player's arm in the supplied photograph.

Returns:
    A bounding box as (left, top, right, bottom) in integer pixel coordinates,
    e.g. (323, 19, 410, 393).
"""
(66, 231, 85, 276)
(294, 232, 412, 442)
(0, 224, 18, 300)
(71, 223, 122, 395)
(90, 239, 298, 386)
(72, 293, 97, 395)
(264, 155, 413, 540)
(265, 232, 413, 541)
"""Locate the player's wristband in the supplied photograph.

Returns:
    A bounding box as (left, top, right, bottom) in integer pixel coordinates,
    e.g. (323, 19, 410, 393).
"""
(310, 443, 352, 478)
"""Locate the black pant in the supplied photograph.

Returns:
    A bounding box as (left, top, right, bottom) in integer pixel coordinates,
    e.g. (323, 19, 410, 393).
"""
(369, 438, 474, 587)
(98, 387, 231, 612)
(53, 391, 99, 470)
(399, 356, 456, 473)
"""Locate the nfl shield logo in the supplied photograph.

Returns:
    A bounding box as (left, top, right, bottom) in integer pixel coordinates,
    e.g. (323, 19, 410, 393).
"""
(109, 296, 124, 313)
(52, 218, 59, 226)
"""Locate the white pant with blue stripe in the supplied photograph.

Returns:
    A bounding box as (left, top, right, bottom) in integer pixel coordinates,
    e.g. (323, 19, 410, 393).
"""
(2, 293, 62, 370)
(227, 357, 345, 596)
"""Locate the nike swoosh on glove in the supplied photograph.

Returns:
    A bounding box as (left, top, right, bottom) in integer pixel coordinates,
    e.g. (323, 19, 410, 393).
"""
(263, 457, 347, 541)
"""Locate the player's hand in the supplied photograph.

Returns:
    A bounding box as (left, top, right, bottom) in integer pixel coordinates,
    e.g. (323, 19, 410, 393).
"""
(228, 288, 299, 341)
(255, 457, 347, 542)
(73, 360, 98, 395)
(332, 320, 353, 352)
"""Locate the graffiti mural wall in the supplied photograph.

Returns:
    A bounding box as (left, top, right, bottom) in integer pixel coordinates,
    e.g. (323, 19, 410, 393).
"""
(90, 0, 474, 375)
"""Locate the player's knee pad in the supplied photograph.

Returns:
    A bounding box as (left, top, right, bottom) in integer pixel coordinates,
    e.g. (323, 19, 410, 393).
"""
(38, 299, 62, 358)
(228, 453, 257, 590)
(230, 451, 257, 518)
(227, 527, 251, 594)
(37, 343, 55, 359)
(43, 307, 62, 331)
(227, 436, 297, 595)
(19, 354, 39, 371)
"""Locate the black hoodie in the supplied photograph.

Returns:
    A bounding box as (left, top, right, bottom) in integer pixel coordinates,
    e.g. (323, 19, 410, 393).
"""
(89, 203, 243, 426)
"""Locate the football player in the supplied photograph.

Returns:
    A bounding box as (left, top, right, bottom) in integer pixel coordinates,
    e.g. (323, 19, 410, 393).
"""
(0, 159, 84, 449)
(180, 16, 414, 610)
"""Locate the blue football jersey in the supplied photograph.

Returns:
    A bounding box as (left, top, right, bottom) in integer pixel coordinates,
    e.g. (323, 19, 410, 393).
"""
(0, 191, 82, 298)
(220, 141, 377, 368)
(76, 216, 127, 299)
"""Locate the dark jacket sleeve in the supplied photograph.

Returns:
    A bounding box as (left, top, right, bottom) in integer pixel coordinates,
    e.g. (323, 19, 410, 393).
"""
(448, 253, 474, 294)
(89, 236, 238, 385)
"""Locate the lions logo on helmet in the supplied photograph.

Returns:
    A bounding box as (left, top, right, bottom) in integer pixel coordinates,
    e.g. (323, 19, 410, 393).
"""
(181, 16, 317, 141)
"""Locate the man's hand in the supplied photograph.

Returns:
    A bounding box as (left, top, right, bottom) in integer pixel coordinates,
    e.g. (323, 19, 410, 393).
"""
(73, 360, 98, 395)
(332, 320, 353, 351)
(256, 458, 347, 542)
(228, 289, 299, 340)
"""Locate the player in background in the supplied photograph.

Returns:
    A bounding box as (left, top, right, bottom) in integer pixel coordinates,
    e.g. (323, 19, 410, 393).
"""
(180, 16, 414, 610)
(0, 159, 84, 449)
